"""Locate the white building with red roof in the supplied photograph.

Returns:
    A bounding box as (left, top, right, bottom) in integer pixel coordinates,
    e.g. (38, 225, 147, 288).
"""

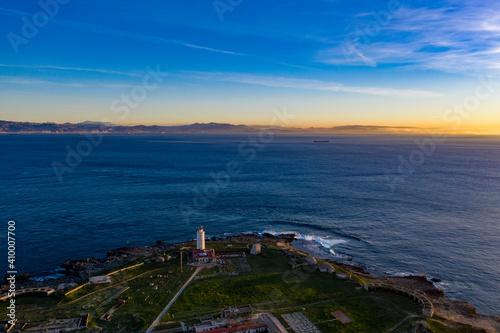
(193, 248, 215, 264)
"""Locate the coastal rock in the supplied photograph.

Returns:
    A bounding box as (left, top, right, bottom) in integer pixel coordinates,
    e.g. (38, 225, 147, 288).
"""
(61, 258, 105, 277)
(279, 233, 297, 242)
(106, 246, 161, 259)
(306, 256, 317, 265)
(398, 275, 446, 298)
(4, 273, 29, 281)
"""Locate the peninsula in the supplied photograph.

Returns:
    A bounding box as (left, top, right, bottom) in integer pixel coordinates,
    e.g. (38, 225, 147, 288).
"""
(1, 230, 499, 333)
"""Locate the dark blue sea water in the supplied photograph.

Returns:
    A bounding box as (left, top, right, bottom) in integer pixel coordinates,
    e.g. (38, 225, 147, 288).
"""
(1, 134, 499, 314)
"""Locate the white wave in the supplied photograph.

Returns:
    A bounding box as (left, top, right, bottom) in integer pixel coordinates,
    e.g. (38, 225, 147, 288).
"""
(253, 229, 349, 257)
(30, 273, 65, 282)
(250, 230, 433, 278)
(259, 230, 347, 246)
(301, 234, 347, 248)
(433, 281, 450, 289)
(384, 271, 424, 278)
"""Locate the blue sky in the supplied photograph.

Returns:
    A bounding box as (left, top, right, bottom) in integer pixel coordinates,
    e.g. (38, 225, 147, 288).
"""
(1, 0, 499, 131)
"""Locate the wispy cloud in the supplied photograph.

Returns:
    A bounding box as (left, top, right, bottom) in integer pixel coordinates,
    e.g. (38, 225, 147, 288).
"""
(183, 71, 442, 98)
(0, 77, 54, 85)
(0, 76, 141, 88)
(0, 64, 141, 77)
(0, 77, 90, 87)
(318, 2, 500, 72)
(0, 7, 313, 70)
(0, 7, 242, 56)
(0, 63, 441, 98)
(0, 64, 169, 88)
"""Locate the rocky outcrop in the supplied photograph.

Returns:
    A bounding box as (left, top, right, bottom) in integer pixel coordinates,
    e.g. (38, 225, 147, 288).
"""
(61, 258, 106, 277)
(106, 246, 161, 260)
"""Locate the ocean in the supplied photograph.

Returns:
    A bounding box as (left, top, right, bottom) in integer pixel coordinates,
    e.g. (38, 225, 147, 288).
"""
(1, 133, 499, 314)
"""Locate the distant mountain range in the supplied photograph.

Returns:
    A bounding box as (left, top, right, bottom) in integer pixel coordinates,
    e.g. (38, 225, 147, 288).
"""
(0, 120, 256, 133)
(0, 120, 423, 134)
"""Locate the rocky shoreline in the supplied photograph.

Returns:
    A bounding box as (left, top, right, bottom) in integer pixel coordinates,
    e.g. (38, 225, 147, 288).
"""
(1, 242, 174, 292)
(285, 235, 500, 332)
(3, 232, 499, 332)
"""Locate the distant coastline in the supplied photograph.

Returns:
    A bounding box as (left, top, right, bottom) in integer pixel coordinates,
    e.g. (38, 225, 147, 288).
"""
(2, 119, 496, 135)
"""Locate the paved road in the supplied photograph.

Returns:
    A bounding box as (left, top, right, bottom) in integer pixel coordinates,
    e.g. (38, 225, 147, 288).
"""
(145, 267, 202, 333)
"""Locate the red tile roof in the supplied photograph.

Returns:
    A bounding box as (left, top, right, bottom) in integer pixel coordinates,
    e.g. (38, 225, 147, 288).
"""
(227, 323, 267, 332)
(193, 249, 214, 258)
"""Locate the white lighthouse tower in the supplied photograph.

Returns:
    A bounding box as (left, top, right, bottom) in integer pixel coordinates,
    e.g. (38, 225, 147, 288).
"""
(197, 226, 205, 250)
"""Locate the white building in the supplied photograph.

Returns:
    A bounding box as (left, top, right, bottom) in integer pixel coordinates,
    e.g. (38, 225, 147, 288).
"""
(193, 249, 215, 264)
(250, 243, 261, 255)
(197, 226, 205, 250)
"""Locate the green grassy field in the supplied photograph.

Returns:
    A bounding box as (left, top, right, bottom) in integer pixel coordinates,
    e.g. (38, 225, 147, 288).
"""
(166, 248, 425, 332)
